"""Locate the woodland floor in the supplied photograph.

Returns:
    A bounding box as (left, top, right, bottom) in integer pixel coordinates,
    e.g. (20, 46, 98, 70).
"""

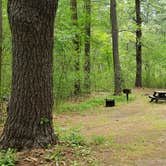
(0, 89, 166, 166)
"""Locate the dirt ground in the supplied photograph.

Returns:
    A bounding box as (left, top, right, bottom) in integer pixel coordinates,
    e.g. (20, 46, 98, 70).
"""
(0, 89, 166, 166)
(55, 89, 166, 166)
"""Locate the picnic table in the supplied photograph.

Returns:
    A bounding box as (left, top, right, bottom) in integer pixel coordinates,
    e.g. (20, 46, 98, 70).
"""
(149, 90, 166, 102)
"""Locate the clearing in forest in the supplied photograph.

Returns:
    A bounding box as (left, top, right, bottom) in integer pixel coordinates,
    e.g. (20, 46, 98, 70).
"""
(0, 89, 166, 166)
(55, 89, 166, 165)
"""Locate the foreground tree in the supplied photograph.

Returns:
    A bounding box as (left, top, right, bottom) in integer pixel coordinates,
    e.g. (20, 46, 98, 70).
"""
(0, 0, 2, 99)
(84, 0, 91, 94)
(135, 0, 142, 87)
(110, 0, 122, 95)
(70, 0, 81, 95)
(0, 0, 59, 150)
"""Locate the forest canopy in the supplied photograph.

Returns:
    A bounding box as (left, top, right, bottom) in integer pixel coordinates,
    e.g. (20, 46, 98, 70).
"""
(1, 0, 166, 101)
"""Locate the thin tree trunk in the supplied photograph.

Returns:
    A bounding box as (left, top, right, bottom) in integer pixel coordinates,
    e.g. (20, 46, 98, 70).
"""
(135, 0, 142, 87)
(84, 0, 91, 94)
(70, 0, 81, 96)
(110, 0, 122, 95)
(0, 0, 59, 150)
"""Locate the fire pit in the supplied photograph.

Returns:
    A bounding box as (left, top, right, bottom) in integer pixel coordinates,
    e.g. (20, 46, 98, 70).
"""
(105, 99, 115, 107)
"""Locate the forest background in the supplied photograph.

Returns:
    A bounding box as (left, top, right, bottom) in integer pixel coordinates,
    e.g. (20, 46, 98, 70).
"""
(1, 0, 166, 104)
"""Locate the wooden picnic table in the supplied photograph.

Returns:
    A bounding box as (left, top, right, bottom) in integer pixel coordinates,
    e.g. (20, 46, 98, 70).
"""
(149, 90, 166, 102)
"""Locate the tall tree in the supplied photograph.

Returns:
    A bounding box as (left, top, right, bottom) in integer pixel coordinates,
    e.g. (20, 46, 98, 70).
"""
(0, 0, 59, 150)
(135, 0, 142, 87)
(70, 0, 81, 95)
(0, 0, 2, 99)
(110, 0, 122, 95)
(84, 0, 91, 94)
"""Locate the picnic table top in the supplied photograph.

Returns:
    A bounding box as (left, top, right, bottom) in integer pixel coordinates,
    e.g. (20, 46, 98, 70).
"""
(154, 90, 166, 94)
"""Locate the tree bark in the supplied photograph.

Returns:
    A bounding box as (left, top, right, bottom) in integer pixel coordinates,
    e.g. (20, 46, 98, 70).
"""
(84, 0, 91, 94)
(0, 0, 2, 99)
(0, 0, 59, 150)
(70, 0, 81, 96)
(135, 0, 142, 87)
(110, 0, 122, 95)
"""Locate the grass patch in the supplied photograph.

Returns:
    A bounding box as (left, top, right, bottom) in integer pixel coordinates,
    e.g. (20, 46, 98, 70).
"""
(99, 135, 159, 159)
(46, 128, 99, 166)
(91, 135, 107, 145)
(60, 128, 86, 147)
(0, 149, 17, 166)
(153, 120, 166, 129)
(59, 97, 104, 113)
(57, 94, 136, 113)
(141, 113, 166, 130)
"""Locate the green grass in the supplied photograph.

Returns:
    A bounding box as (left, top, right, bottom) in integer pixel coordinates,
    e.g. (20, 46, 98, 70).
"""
(46, 128, 99, 166)
(91, 135, 107, 145)
(60, 128, 86, 147)
(56, 94, 136, 113)
(0, 149, 17, 166)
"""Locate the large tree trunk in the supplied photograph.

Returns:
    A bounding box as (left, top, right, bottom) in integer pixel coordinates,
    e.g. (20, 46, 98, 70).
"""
(84, 0, 91, 94)
(70, 0, 81, 96)
(0, 0, 2, 99)
(0, 0, 59, 150)
(135, 0, 142, 87)
(110, 0, 122, 95)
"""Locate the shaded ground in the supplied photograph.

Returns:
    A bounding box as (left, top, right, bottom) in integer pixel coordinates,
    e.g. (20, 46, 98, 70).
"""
(55, 89, 166, 166)
(0, 89, 166, 165)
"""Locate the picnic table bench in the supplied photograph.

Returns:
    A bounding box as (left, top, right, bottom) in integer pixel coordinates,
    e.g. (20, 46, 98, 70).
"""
(149, 91, 166, 102)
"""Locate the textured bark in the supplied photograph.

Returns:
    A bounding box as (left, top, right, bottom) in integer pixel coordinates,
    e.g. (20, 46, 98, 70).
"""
(84, 0, 91, 94)
(0, 0, 59, 150)
(0, 0, 2, 98)
(110, 0, 122, 95)
(135, 0, 142, 87)
(70, 0, 81, 96)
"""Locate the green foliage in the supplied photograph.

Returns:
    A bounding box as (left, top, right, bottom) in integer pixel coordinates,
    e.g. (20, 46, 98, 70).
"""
(46, 128, 99, 166)
(58, 94, 135, 113)
(61, 128, 86, 147)
(40, 117, 49, 125)
(91, 135, 106, 145)
(59, 97, 104, 112)
(0, 149, 17, 166)
(1, 0, 166, 101)
(70, 160, 81, 166)
(46, 146, 66, 164)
